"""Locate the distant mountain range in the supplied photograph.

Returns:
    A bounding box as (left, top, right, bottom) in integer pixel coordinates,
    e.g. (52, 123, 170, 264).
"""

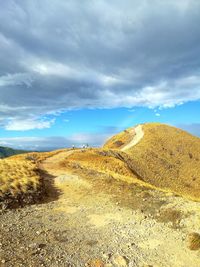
(0, 146, 28, 158)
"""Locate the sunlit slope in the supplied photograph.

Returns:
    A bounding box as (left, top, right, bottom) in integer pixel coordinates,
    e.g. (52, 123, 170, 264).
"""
(59, 149, 136, 182)
(9, 148, 70, 162)
(103, 126, 137, 150)
(0, 158, 41, 202)
(57, 149, 155, 187)
(0, 149, 71, 207)
(104, 123, 200, 200)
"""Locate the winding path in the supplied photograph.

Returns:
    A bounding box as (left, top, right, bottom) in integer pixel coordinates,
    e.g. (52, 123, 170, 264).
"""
(121, 125, 144, 151)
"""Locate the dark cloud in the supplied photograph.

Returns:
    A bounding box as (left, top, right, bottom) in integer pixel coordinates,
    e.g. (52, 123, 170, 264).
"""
(0, 0, 200, 129)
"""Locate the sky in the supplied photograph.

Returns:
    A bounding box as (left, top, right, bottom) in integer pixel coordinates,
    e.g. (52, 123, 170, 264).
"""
(0, 0, 200, 150)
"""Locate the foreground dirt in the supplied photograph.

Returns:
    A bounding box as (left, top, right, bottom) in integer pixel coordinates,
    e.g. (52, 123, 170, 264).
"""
(1, 150, 200, 267)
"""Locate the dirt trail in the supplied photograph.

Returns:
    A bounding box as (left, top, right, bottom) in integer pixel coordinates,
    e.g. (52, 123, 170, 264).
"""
(121, 125, 144, 151)
(1, 150, 200, 267)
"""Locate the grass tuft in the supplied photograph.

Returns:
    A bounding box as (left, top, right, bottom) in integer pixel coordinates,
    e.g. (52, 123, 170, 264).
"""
(187, 232, 200, 250)
(0, 158, 41, 207)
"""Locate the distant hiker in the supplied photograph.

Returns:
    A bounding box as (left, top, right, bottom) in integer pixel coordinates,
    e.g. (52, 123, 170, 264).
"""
(72, 145, 75, 149)
(81, 144, 85, 152)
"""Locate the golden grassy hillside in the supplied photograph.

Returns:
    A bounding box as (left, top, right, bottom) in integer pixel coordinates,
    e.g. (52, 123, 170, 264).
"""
(60, 149, 133, 175)
(2, 123, 200, 207)
(104, 123, 200, 200)
(0, 149, 71, 208)
(58, 149, 148, 185)
(0, 158, 41, 202)
(103, 127, 136, 149)
(10, 148, 69, 163)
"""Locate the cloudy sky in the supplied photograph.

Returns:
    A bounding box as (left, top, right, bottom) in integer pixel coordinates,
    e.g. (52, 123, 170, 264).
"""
(0, 0, 199, 150)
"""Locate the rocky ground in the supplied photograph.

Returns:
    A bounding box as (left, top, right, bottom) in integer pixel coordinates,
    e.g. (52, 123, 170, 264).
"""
(1, 151, 200, 267)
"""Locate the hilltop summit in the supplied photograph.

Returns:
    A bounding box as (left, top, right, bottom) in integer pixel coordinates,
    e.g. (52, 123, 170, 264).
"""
(104, 123, 200, 200)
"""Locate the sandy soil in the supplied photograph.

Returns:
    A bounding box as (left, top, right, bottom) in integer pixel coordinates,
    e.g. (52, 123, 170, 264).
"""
(1, 150, 200, 267)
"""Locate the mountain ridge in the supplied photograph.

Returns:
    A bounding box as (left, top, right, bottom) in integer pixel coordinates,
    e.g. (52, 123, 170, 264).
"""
(0, 146, 28, 158)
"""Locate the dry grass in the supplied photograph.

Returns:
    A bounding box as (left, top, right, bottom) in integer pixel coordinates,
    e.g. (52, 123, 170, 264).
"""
(0, 148, 72, 206)
(104, 127, 136, 149)
(86, 259, 105, 267)
(4, 123, 200, 204)
(59, 149, 136, 182)
(155, 208, 183, 228)
(57, 149, 160, 191)
(0, 158, 40, 199)
(62, 149, 133, 176)
(10, 148, 70, 163)
(187, 233, 200, 250)
(104, 123, 200, 200)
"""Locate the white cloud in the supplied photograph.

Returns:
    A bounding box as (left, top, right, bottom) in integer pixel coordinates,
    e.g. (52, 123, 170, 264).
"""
(31, 61, 77, 78)
(137, 75, 200, 108)
(5, 118, 55, 131)
(0, 132, 112, 150)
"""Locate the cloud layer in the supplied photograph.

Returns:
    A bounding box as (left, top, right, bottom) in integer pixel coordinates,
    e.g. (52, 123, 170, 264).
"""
(0, 133, 112, 151)
(0, 0, 200, 130)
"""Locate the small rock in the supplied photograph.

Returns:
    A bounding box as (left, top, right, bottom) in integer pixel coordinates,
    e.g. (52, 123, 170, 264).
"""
(86, 258, 105, 267)
(28, 243, 38, 249)
(102, 254, 107, 260)
(111, 254, 128, 267)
